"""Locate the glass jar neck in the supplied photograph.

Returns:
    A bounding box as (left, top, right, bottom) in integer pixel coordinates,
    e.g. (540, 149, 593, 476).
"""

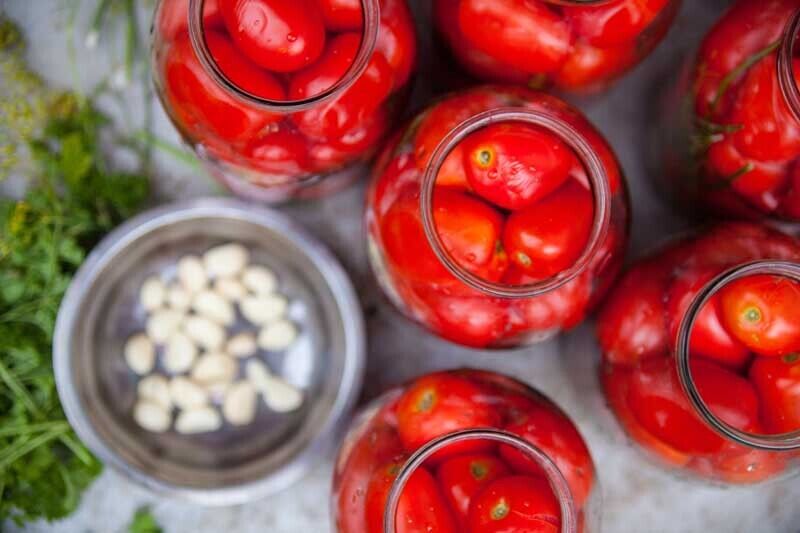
(419, 107, 612, 299)
(778, 8, 800, 123)
(382, 429, 579, 533)
(187, 0, 380, 112)
(675, 260, 800, 451)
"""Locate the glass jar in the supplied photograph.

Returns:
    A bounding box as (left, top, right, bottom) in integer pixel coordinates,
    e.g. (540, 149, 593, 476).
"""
(598, 222, 800, 483)
(331, 369, 600, 533)
(366, 86, 629, 349)
(433, 0, 680, 94)
(659, 1, 800, 221)
(151, 0, 416, 202)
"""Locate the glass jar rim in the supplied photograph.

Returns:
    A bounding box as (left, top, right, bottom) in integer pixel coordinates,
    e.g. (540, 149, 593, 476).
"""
(186, 0, 381, 112)
(381, 428, 580, 533)
(778, 8, 800, 123)
(419, 106, 612, 299)
(675, 259, 800, 451)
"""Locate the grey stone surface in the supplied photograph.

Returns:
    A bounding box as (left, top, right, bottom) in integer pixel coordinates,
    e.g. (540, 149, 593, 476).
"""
(4, 0, 800, 532)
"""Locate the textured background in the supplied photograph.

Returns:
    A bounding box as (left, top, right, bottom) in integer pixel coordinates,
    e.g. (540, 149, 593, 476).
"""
(5, 0, 800, 532)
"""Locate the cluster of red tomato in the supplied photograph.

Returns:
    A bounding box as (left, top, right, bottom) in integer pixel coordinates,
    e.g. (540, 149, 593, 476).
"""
(435, 0, 674, 92)
(598, 222, 800, 483)
(692, 0, 800, 219)
(368, 86, 628, 348)
(334, 370, 594, 533)
(156, 0, 415, 177)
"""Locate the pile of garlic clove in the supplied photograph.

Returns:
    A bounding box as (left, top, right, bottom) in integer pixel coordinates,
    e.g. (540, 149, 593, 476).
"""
(124, 243, 304, 434)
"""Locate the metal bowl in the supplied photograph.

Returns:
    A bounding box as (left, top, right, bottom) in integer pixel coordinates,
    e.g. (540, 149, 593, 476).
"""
(54, 197, 365, 505)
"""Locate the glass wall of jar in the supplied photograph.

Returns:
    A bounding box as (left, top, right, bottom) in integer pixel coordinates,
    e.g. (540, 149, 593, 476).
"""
(366, 86, 629, 349)
(151, 0, 416, 202)
(597, 222, 800, 484)
(659, 0, 800, 222)
(331, 369, 600, 533)
(433, 0, 680, 94)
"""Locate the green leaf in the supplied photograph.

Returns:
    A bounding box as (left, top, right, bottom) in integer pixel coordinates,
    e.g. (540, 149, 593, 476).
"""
(128, 507, 163, 533)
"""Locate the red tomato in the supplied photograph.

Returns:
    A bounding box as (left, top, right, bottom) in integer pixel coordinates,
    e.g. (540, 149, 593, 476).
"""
(163, 32, 278, 145)
(705, 137, 789, 214)
(335, 424, 405, 533)
(436, 454, 511, 522)
(242, 128, 310, 175)
(691, 440, 788, 484)
(686, 222, 800, 268)
(435, 145, 471, 189)
(749, 353, 800, 434)
(396, 372, 500, 455)
(365, 462, 458, 533)
(307, 108, 387, 172)
(376, 0, 417, 89)
(290, 33, 394, 141)
(205, 31, 287, 99)
(462, 122, 575, 211)
(602, 364, 692, 467)
(563, 0, 669, 47)
(467, 475, 561, 533)
(500, 399, 594, 508)
(729, 55, 800, 162)
(371, 149, 420, 219)
(665, 265, 752, 370)
(458, 0, 572, 75)
(505, 268, 592, 334)
(502, 179, 593, 280)
(319, 0, 362, 31)
(627, 357, 760, 455)
(719, 274, 800, 357)
(158, 0, 223, 39)
(419, 292, 511, 348)
(219, 0, 326, 72)
(553, 41, 635, 92)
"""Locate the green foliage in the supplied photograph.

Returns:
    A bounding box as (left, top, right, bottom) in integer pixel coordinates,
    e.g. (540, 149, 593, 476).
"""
(127, 507, 163, 533)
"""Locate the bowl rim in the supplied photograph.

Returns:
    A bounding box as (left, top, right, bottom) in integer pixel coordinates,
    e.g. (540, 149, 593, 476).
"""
(53, 197, 366, 505)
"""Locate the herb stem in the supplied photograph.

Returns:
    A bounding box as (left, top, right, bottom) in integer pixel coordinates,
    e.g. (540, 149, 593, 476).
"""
(0, 426, 69, 469)
(711, 40, 781, 113)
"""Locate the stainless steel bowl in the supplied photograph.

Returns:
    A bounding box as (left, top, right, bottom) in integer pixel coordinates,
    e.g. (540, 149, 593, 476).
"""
(54, 197, 365, 505)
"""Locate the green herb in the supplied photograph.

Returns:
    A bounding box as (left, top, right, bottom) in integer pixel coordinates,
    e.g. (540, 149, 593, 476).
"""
(127, 507, 163, 533)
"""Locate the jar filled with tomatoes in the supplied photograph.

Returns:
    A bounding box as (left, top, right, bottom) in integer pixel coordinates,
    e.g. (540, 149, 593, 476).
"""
(433, 0, 680, 94)
(331, 369, 600, 533)
(660, 0, 800, 221)
(598, 222, 800, 484)
(151, 0, 416, 202)
(366, 86, 629, 349)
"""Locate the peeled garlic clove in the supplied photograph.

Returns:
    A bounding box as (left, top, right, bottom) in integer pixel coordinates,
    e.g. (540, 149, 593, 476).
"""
(240, 294, 288, 325)
(205, 381, 230, 403)
(226, 332, 257, 358)
(124, 334, 155, 375)
(191, 352, 237, 385)
(245, 359, 271, 389)
(262, 375, 304, 413)
(214, 277, 247, 302)
(163, 332, 198, 373)
(258, 319, 298, 351)
(169, 376, 209, 409)
(242, 265, 277, 295)
(223, 381, 257, 426)
(177, 255, 207, 293)
(203, 243, 249, 279)
(192, 289, 235, 325)
(146, 309, 184, 344)
(140, 276, 166, 312)
(167, 284, 191, 311)
(137, 374, 172, 410)
(183, 316, 225, 351)
(134, 401, 171, 432)
(175, 406, 222, 434)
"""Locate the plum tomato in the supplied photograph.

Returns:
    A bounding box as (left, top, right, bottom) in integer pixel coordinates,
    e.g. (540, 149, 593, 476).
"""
(553, 41, 635, 92)
(242, 128, 310, 175)
(749, 353, 800, 434)
(289, 33, 394, 141)
(666, 266, 752, 370)
(205, 31, 286, 100)
(719, 274, 800, 357)
(365, 462, 458, 533)
(563, 0, 669, 48)
(466, 475, 561, 533)
(163, 32, 278, 144)
(462, 122, 575, 211)
(506, 268, 592, 334)
(458, 0, 572, 75)
(219, 0, 326, 72)
(692, 437, 788, 484)
(502, 179, 593, 280)
(158, 0, 224, 39)
(396, 372, 500, 456)
(500, 399, 593, 508)
(419, 292, 511, 348)
(376, 0, 417, 90)
(320, 0, 363, 31)
(436, 454, 511, 522)
(627, 357, 760, 455)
